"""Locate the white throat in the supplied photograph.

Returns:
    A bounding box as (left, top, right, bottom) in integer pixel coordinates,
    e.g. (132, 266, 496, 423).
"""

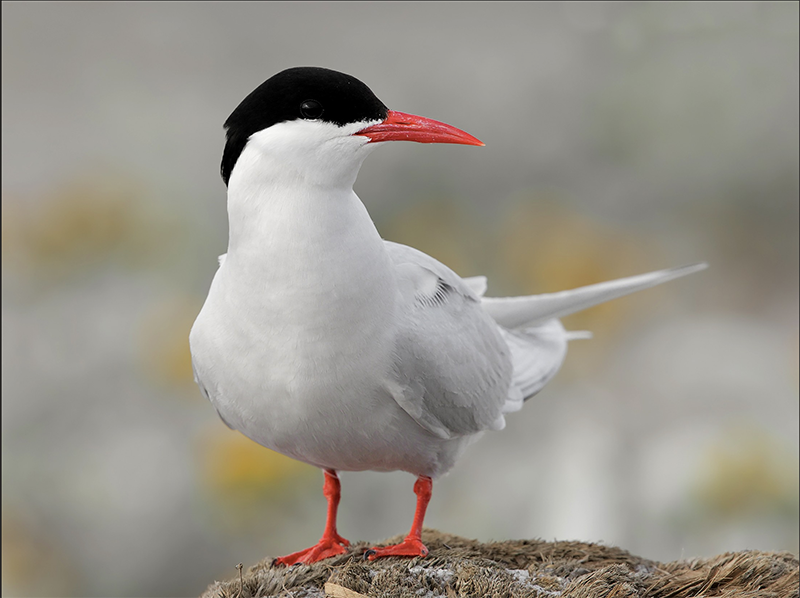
(220, 119, 397, 356)
(226, 119, 382, 247)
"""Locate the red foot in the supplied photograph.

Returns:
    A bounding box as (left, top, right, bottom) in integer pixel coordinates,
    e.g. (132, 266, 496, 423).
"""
(275, 470, 350, 566)
(274, 533, 350, 566)
(365, 476, 433, 561)
(366, 537, 429, 561)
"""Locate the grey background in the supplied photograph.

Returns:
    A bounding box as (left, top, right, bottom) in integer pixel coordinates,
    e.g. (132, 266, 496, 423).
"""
(2, 3, 798, 596)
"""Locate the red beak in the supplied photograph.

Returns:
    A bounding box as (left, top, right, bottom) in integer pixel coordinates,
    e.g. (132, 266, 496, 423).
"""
(355, 110, 484, 146)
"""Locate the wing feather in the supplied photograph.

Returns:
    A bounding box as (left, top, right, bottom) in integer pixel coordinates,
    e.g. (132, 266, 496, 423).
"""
(385, 242, 513, 439)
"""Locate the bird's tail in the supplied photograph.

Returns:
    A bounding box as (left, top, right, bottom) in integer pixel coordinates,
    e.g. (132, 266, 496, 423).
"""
(481, 263, 708, 329)
(488, 263, 707, 411)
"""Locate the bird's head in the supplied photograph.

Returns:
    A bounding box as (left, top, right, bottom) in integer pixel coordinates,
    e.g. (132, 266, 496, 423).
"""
(221, 67, 483, 191)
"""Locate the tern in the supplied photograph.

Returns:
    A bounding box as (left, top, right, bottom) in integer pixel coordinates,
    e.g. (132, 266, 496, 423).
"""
(189, 66, 706, 565)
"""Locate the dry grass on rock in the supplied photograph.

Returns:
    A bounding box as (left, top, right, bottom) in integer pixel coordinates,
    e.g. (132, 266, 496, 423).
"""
(201, 529, 799, 598)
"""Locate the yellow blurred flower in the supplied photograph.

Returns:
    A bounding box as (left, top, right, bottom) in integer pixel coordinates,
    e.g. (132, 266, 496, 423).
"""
(2, 509, 81, 596)
(138, 294, 203, 390)
(2, 174, 147, 277)
(379, 194, 487, 277)
(496, 194, 666, 339)
(694, 423, 799, 517)
(2, 172, 189, 288)
(196, 426, 316, 511)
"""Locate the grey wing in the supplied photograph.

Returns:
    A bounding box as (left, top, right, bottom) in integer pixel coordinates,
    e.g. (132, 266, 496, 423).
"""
(385, 241, 514, 440)
(497, 319, 569, 414)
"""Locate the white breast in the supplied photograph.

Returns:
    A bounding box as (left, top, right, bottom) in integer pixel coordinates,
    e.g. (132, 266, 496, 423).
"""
(190, 126, 480, 477)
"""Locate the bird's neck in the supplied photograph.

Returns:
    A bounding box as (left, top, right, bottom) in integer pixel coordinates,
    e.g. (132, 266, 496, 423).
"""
(221, 163, 397, 333)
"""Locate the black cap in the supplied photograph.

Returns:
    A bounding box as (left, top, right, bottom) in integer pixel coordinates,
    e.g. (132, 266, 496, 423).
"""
(221, 67, 388, 186)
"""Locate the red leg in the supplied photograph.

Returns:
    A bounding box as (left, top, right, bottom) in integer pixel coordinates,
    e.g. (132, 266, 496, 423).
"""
(366, 476, 432, 560)
(274, 469, 350, 566)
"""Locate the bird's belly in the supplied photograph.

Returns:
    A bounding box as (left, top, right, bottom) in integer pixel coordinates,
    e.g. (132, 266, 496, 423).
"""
(191, 301, 466, 477)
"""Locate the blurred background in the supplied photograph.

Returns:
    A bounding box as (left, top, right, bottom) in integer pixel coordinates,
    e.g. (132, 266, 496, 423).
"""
(2, 3, 798, 596)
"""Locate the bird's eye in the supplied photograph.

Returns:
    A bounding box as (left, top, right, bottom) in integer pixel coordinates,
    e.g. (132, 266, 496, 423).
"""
(300, 100, 324, 120)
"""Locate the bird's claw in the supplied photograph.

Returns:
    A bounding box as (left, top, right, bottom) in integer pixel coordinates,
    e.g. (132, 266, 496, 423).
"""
(362, 549, 377, 561)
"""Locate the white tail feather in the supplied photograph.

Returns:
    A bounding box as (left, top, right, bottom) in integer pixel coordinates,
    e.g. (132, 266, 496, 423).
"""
(482, 263, 708, 329)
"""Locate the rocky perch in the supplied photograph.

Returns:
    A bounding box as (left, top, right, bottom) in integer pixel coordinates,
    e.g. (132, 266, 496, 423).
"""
(201, 529, 799, 598)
